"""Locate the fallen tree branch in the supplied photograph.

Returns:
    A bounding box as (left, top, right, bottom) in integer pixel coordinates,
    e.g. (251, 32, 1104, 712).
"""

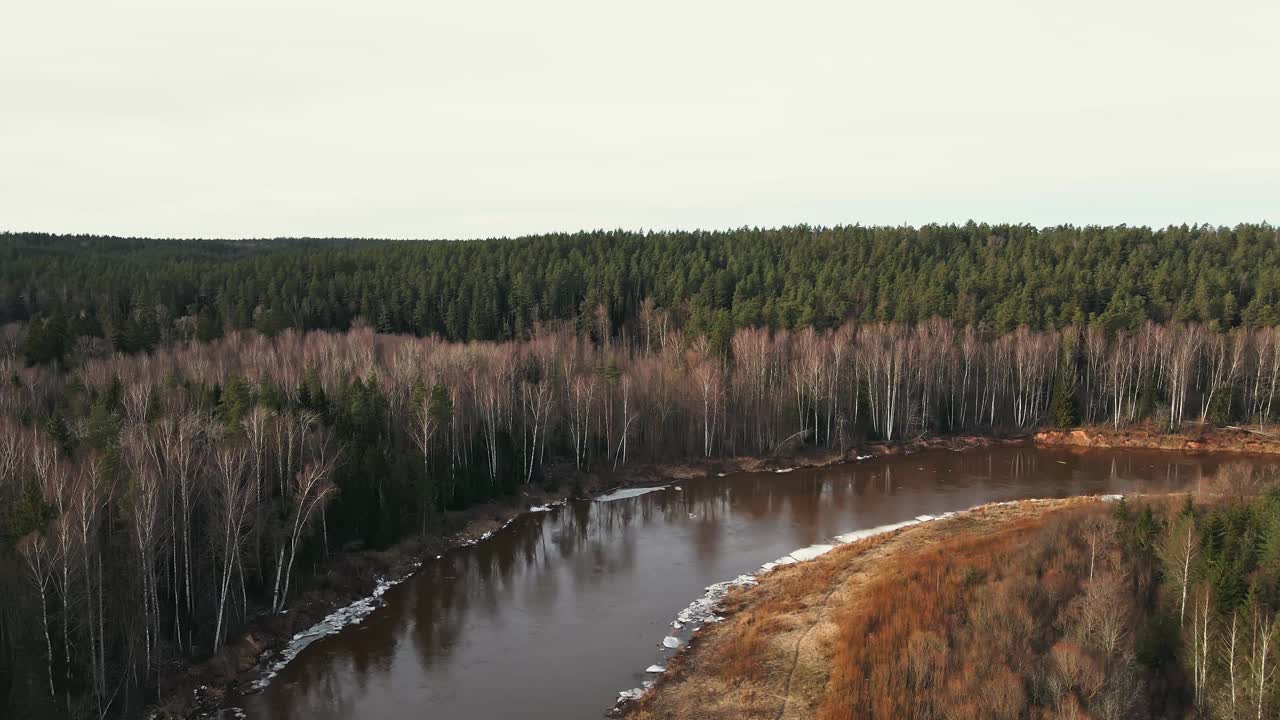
(1224, 425, 1278, 438)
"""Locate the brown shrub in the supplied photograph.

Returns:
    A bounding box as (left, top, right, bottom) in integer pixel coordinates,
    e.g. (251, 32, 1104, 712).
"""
(1050, 639, 1104, 700)
(815, 507, 1139, 720)
(1211, 461, 1280, 502)
(980, 667, 1028, 720)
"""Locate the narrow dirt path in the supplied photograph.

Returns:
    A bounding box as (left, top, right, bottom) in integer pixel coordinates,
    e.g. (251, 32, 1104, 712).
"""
(774, 580, 843, 720)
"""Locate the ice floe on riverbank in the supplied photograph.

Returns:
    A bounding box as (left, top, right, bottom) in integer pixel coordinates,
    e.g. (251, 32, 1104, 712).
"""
(616, 681, 655, 703)
(785, 543, 836, 562)
(596, 485, 670, 502)
(613, 574, 760, 707)
(249, 563, 421, 691)
(833, 518, 923, 545)
(456, 514, 522, 547)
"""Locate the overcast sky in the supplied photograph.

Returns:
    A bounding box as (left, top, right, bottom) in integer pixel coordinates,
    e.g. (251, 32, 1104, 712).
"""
(2, 0, 1277, 239)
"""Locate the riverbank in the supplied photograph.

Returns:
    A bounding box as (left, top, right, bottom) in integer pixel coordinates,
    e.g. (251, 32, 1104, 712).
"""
(153, 491, 576, 718)
(552, 433, 1028, 494)
(156, 434, 1024, 718)
(617, 495, 1122, 719)
(1034, 423, 1280, 455)
(159, 426, 1257, 718)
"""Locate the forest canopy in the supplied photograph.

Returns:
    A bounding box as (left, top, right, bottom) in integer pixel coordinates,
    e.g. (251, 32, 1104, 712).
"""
(3, 223, 1278, 358)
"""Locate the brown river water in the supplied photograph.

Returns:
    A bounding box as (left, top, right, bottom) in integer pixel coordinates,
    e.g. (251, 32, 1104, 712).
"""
(234, 446, 1265, 720)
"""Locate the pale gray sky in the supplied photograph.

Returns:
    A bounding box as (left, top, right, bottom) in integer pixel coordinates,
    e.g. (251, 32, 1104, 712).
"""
(2, 0, 1277, 239)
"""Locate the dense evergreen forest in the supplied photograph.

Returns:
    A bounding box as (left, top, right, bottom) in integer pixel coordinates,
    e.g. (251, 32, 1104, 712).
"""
(4, 223, 1280, 358)
(3, 223, 1280, 719)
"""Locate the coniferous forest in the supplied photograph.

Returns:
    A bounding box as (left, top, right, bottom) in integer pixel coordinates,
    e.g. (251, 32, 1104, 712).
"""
(5, 223, 1280, 356)
(2, 223, 1280, 719)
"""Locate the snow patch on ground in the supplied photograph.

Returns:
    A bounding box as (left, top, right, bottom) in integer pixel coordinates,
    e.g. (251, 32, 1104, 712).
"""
(774, 467, 796, 474)
(250, 563, 421, 691)
(596, 485, 669, 502)
(528, 500, 565, 512)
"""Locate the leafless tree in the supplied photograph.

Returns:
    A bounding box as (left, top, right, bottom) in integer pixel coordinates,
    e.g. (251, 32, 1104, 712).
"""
(564, 355, 595, 469)
(690, 339, 723, 457)
(1158, 512, 1200, 627)
(18, 531, 57, 699)
(1082, 515, 1116, 580)
(210, 443, 255, 648)
(273, 436, 338, 613)
(1202, 329, 1245, 423)
(122, 425, 164, 679)
(1165, 323, 1205, 430)
(1248, 609, 1276, 720)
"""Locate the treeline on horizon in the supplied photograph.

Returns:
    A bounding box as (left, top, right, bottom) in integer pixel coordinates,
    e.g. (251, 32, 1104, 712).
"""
(4, 223, 1280, 358)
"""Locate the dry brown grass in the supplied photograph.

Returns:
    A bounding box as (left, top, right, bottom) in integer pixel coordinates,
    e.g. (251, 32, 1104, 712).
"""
(1035, 423, 1280, 455)
(624, 497, 1115, 720)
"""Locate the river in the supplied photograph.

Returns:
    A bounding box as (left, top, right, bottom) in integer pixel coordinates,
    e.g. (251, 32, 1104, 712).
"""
(235, 446, 1252, 720)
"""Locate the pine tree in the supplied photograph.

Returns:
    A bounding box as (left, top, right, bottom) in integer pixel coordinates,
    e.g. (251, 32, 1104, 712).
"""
(1050, 334, 1079, 428)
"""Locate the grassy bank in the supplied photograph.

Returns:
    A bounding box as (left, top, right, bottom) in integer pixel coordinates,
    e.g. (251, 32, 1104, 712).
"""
(1035, 423, 1280, 455)
(621, 497, 1111, 720)
(623, 466, 1280, 720)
